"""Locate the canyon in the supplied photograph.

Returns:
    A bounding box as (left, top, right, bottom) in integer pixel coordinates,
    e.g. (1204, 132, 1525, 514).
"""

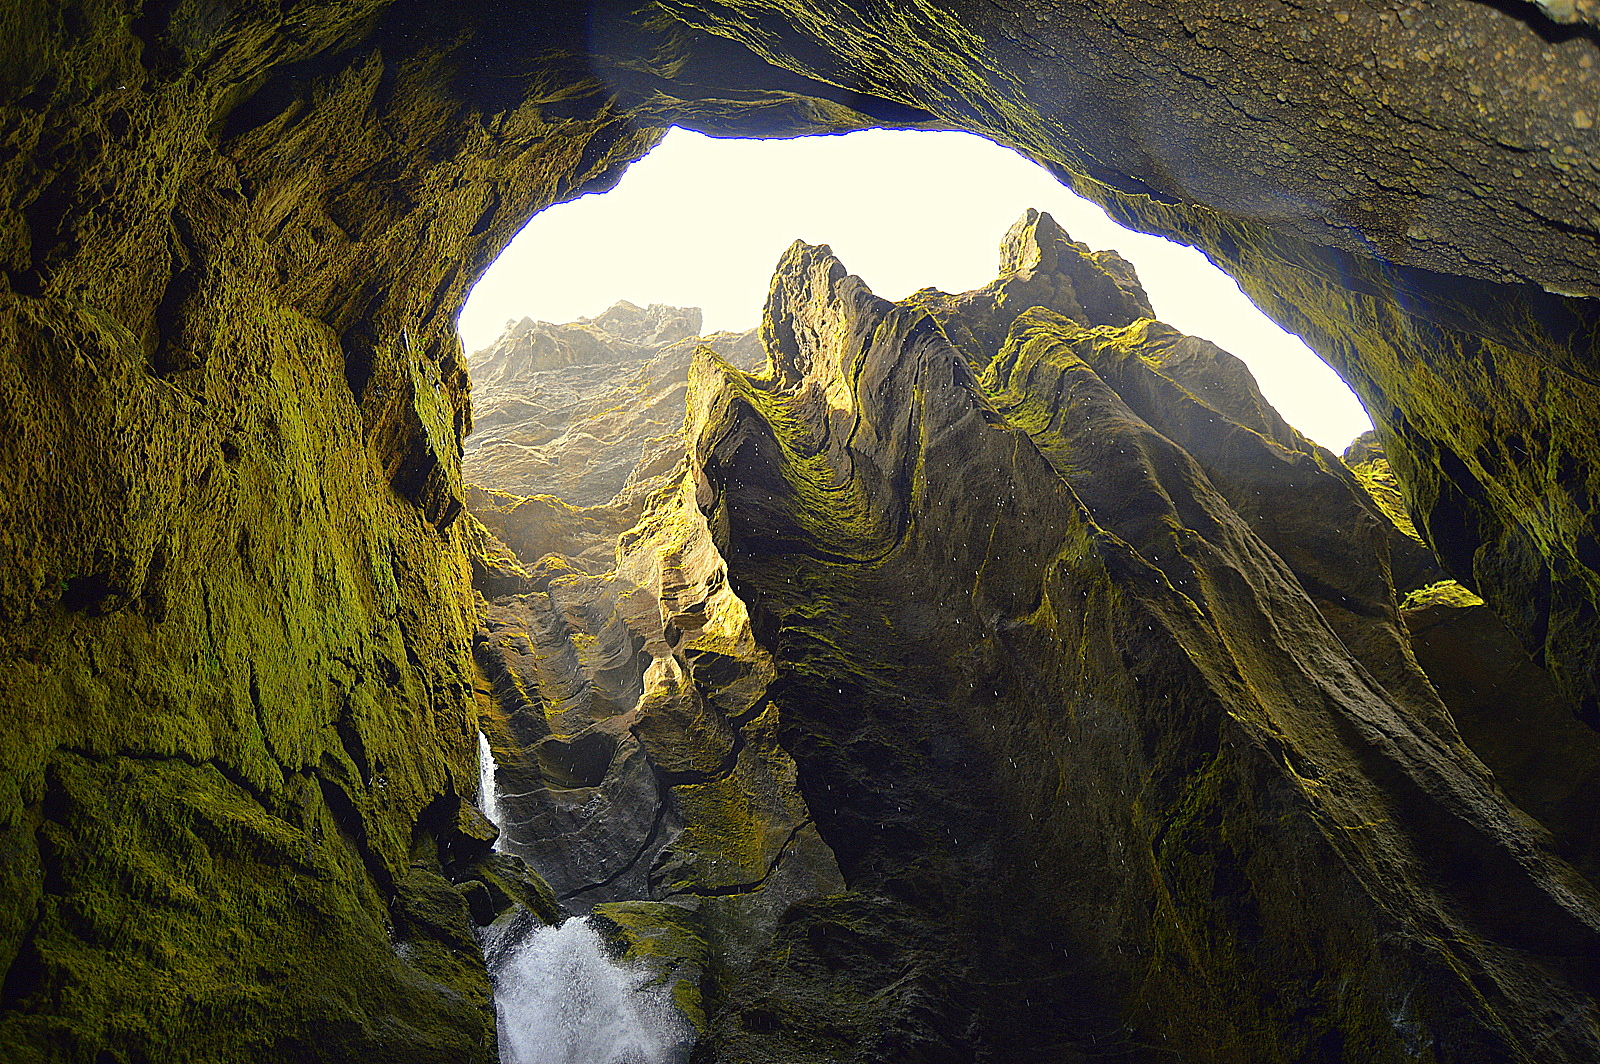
(3, 2, 1600, 1061)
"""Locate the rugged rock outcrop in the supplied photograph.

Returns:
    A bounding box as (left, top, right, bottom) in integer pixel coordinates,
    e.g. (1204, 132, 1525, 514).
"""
(463, 303, 764, 572)
(462, 305, 841, 995)
(468, 460, 847, 966)
(686, 217, 1600, 1061)
(468, 301, 763, 507)
(6, 2, 1600, 1060)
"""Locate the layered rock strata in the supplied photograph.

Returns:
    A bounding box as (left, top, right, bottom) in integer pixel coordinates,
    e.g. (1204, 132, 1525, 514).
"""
(464, 303, 764, 572)
(468, 301, 763, 508)
(463, 307, 842, 996)
(686, 215, 1600, 1062)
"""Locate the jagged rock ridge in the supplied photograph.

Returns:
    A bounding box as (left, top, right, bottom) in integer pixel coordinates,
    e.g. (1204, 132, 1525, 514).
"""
(463, 302, 764, 573)
(461, 304, 842, 1009)
(467, 300, 764, 508)
(680, 213, 1600, 1062)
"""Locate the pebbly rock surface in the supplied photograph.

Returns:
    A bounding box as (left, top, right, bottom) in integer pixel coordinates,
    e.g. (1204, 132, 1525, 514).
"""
(686, 214, 1600, 1062)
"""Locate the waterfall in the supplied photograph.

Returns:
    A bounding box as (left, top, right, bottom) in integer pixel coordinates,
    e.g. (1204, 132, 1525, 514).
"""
(485, 916, 695, 1064)
(474, 732, 694, 1064)
(477, 731, 500, 833)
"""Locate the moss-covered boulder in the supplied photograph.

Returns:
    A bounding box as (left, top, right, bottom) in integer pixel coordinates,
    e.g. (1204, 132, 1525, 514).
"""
(590, 900, 720, 1033)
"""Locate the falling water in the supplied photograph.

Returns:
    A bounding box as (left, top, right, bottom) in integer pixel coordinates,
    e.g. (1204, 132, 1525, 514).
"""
(477, 731, 500, 833)
(474, 732, 694, 1064)
(485, 916, 695, 1064)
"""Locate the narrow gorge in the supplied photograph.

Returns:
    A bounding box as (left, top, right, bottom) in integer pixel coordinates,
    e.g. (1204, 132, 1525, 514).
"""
(4, 2, 1600, 1062)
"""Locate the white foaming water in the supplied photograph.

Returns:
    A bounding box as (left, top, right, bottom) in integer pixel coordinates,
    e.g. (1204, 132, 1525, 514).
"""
(477, 731, 500, 833)
(488, 916, 694, 1064)
(475, 732, 694, 1063)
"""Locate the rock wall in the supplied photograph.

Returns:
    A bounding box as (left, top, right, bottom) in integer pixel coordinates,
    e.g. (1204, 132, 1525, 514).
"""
(462, 307, 843, 1001)
(632, 0, 1600, 725)
(0, 5, 892, 1058)
(5, 1, 1600, 1060)
(687, 216, 1600, 1061)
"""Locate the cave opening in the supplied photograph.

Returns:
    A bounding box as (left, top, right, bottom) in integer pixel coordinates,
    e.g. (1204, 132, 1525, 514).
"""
(454, 112, 1600, 1063)
(459, 124, 1418, 1063)
(10, 1, 1600, 1060)
(458, 126, 1374, 453)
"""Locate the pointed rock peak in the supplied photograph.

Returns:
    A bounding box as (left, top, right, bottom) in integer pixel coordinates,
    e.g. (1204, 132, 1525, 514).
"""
(761, 239, 885, 386)
(993, 208, 1153, 325)
(998, 208, 1072, 280)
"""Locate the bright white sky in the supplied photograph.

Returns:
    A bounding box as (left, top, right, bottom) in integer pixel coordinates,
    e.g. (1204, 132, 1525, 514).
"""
(459, 128, 1372, 452)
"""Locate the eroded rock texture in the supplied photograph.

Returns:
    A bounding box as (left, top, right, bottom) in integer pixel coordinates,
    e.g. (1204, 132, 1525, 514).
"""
(464, 302, 764, 572)
(6, 0, 1600, 1060)
(621, 0, 1600, 725)
(686, 216, 1600, 1062)
(468, 301, 762, 507)
(462, 306, 841, 998)
(0, 6, 883, 1058)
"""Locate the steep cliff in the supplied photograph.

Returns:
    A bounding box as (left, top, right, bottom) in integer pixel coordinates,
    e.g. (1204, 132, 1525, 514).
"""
(464, 302, 764, 571)
(6, 1, 1600, 1060)
(462, 306, 841, 1006)
(687, 216, 1600, 1062)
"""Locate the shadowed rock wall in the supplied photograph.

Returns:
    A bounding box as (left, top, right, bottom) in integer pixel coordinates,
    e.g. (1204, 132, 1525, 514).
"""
(461, 307, 843, 1007)
(687, 217, 1600, 1062)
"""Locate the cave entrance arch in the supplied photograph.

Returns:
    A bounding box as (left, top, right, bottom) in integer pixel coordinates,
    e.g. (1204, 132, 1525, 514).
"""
(9, 2, 1600, 1061)
(458, 126, 1372, 454)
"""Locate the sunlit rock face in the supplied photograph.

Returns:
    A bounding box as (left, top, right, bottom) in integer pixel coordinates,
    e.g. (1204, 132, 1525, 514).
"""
(6, 1, 1600, 1061)
(462, 308, 842, 1002)
(463, 303, 764, 572)
(635, 0, 1600, 732)
(685, 214, 1600, 1061)
(467, 301, 761, 508)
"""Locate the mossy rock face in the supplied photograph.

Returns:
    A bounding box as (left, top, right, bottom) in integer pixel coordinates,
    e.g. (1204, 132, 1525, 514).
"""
(1404, 601, 1600, 881)
(646, 0, 1600, 724)
(4, 753, 495, 1064)
(685, 221, 1600, 1061)
(702, 893, 980, 1064)
(0, 4, 687, 1059)
(9, 0, 1600, 1059)
(589, 901, 719, 1033)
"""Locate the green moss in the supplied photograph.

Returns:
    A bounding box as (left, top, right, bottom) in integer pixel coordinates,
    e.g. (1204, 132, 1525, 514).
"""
(1, 752, 493, 1064)
(1401, 580, 1485, 610)
(1348, 457, 1425, 543)
(589, 902, 717, 1033)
